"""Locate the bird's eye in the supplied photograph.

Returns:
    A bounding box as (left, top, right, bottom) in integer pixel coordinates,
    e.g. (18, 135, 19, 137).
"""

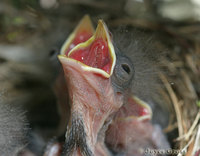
(112, 54, 134, 91)
(49, 47, 59, 59)
(49, 47, 61, 76)
(121, 64, 130, 74)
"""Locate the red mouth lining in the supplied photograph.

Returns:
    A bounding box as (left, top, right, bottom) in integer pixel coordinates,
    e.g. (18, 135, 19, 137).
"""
(127, 97, 150, 118)
(117, 97, 151, 120)
(68, 38, 112, 74)
(65, 31, 93, 55)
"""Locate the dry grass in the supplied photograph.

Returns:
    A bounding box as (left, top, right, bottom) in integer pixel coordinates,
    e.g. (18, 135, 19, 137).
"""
(158, 27, 200, 155)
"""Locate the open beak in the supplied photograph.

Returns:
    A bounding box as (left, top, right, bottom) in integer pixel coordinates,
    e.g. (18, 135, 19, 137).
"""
(117, 96, 152, 122)
(58, 20, 121, 155)
(61, 19, 116, 78)
(60, 15, 94, 55)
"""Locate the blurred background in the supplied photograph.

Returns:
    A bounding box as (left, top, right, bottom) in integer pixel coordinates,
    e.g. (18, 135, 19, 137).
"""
(0, 0, 199, 155)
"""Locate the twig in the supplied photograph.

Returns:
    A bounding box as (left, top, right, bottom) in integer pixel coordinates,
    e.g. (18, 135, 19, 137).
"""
(184, 112, 200, 140)
(160, 74, 184, 142)
(163, 122, 178, 133)
(177, 135, 195, 156)
(181, 70, 198, 99)
(192, 124, 200, 156)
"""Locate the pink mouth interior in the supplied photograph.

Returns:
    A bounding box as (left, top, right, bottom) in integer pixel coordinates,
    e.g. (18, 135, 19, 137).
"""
(68, 38, 112, 74)
(117, 97, 151, 119)
(127, 97, 150, 117)
(65, 31, 93, 55)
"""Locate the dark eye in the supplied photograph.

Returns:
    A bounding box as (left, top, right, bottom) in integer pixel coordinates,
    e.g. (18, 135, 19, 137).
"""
(49, 47, 59, 59)
(112, 55, 134, 90)
(49, 47, 61, 75)
(121, 64, 130, 74)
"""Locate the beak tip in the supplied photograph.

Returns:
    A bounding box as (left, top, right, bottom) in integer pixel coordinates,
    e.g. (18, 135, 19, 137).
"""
(83, 14, 91, 22)
(60, 15, 95, 55)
